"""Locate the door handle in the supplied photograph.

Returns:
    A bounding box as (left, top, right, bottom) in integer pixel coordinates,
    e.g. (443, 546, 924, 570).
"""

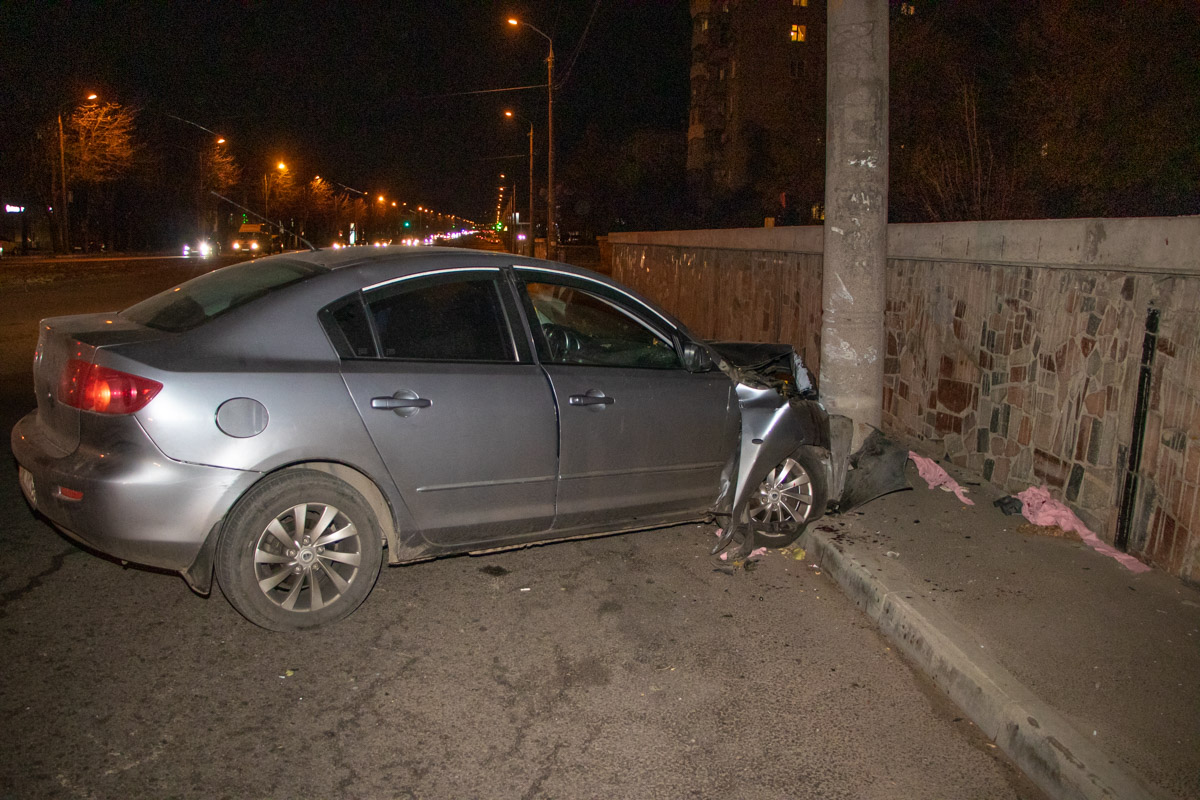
(569, 393, 614, 406)
(371, 396, 432, 409)
(370, 389, 431, 418)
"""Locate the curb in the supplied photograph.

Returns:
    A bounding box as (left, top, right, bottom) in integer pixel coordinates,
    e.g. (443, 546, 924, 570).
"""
(800, 527, 1169, 800)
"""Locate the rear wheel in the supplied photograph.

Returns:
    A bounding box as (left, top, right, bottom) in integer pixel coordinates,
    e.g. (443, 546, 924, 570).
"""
(743, 447, 827, 549)
(216, 470, 383, 631)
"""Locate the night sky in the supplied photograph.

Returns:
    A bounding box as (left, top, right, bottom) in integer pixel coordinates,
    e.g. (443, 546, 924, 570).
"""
(0, 1, 692, 224)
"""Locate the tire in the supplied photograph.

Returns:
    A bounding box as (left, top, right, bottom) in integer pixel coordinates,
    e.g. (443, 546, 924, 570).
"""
(215, 470, 384, 631)
(743, 447, 827, 549)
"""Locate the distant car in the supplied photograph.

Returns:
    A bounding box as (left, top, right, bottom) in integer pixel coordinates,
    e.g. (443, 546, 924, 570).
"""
(182, 237, 221, 258)
(12, 248, 830, 630)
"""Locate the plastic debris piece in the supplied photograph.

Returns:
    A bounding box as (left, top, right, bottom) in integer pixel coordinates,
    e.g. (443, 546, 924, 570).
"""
(748, 547, 768, 559)
(793, 547, 807, 561)
(1015, 485, 1150, 573)
(993, 496, 1024, 516)
(519, 587, 532, 592)
(886, 551, 900, 559)
(908, 452, 975, 505)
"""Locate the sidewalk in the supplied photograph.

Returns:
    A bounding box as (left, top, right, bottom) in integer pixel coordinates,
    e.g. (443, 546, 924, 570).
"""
(799, 458, 1200, 800)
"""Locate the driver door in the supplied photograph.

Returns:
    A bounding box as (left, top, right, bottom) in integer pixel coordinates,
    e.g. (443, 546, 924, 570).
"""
(516, 269, 738, 531)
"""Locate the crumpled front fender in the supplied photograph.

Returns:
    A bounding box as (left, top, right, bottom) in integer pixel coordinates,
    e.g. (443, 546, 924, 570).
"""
(712, 384, 831, 555)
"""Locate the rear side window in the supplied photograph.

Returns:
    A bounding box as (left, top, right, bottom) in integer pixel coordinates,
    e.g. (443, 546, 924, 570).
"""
(122, 260, 326, 332)
(320, 273, 518, 363)
(369, 278, 514, 362)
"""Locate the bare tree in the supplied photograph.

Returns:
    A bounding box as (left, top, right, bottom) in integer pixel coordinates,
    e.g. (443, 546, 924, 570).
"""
(909, 82, 1018, 221)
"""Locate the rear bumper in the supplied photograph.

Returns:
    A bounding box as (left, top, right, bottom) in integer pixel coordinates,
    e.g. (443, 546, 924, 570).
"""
(11, 410, 259, 572)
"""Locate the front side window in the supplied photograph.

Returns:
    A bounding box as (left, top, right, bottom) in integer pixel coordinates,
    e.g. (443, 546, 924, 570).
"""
(523, 281, 680, 369)
(790, 24, 806, 42)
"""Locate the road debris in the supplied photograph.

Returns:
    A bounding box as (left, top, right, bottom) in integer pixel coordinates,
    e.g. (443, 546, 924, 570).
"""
(909, 452, 975, 505)
(1016, 485, 1150, 573)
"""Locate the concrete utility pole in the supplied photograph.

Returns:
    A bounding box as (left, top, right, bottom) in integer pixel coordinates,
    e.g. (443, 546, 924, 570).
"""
(821, 0, 889, 451)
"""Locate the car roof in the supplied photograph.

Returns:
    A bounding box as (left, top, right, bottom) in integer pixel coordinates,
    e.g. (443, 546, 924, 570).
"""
(281, 245, 600, 281)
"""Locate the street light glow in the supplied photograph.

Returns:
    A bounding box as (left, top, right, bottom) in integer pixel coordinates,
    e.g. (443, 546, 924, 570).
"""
(277, 162, 286, 171)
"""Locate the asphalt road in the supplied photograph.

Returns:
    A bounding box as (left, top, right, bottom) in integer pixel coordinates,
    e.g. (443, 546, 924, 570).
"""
(0, 254, 1046, 799)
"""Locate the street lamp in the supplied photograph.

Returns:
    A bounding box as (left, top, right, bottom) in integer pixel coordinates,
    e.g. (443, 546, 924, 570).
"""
(57, 92, 99, 254)
(504, 110, 535, 256)
(508, 17, 554, 259)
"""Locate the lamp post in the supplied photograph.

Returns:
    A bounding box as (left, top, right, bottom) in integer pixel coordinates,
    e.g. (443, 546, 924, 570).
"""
(508, 17, 554, 259)
(504, 110, 535, 256)
(56, 92, 98, 254)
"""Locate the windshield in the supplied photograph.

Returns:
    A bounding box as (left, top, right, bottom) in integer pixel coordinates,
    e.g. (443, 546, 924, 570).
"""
(122, 259, 326, 332)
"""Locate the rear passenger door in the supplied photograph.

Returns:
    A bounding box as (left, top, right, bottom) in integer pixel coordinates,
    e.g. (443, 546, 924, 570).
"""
(324, 268, 559, 547)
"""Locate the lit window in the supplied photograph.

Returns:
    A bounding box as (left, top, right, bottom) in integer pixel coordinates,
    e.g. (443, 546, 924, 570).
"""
(793, 0, 808, 6)
(790, 24, 806, 42)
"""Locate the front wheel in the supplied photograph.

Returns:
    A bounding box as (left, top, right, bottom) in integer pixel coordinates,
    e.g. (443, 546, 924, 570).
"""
(743, 447, 828, 549)
(215, 470, 383, 631)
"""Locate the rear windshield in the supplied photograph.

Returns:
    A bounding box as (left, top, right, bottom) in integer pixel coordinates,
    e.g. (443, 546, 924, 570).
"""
(122, 259, 327, 332)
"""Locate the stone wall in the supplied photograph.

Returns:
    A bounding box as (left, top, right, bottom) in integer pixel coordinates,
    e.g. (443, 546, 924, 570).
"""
(609, 218, 1200, 582)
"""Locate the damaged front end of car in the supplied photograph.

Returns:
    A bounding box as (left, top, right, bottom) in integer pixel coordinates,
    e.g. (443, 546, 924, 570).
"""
(705, 341, 910, 559)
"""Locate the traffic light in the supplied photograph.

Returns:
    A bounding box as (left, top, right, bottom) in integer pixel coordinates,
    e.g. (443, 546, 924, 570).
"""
(403, 220, 411, 228)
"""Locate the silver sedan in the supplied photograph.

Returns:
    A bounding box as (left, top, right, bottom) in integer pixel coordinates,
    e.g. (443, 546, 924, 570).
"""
(12, 248, 830, 630)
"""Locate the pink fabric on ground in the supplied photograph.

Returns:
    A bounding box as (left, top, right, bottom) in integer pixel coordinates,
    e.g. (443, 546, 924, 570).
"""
(1015, 485, 1151, 574)
(908, 452, 975, 505)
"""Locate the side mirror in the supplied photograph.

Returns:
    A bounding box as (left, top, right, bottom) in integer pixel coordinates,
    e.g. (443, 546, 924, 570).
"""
(681, 342, 715, 372)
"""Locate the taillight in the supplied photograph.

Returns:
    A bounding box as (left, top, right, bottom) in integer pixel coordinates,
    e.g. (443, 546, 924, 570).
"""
(57, 359, 162, 414)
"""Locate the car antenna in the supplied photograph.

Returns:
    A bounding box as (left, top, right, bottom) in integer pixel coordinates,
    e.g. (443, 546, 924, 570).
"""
(210, 191, 318, 252)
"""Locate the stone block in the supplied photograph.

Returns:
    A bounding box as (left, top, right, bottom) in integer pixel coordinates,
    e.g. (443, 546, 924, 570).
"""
(1089, 419, 1104, 462)
(1014, 448, 1034, 481)
(993, 456, 1011, 485)
(935, 412, 962, 434)
(1033, 412, 1055, 448)
(937, 378, 975, 414)
(1066, 463, 1085, 502)
(1034, 448, 1070, 489)
(1080, 473, 1114, 512)
(1018, 415, 1033, 446)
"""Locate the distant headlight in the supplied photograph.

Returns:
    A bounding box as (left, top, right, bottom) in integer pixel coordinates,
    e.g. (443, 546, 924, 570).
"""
(250, 240, 259, 251)
(198, 242, 212, 257)
(232, 241, 241, 251)
(182, 244, 191, 256)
